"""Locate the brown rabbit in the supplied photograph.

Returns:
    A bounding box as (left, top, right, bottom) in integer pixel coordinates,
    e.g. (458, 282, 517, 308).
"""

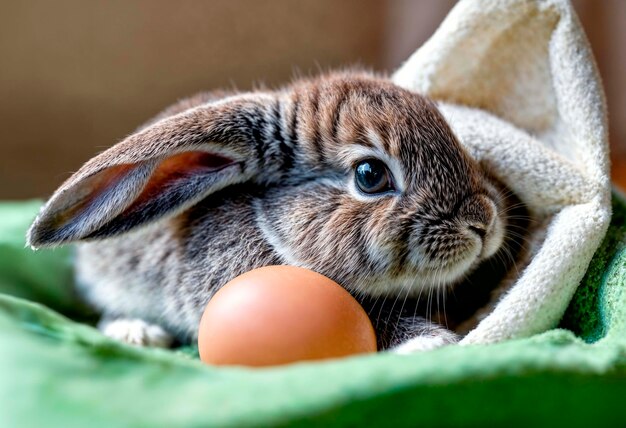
(27, 71, 521, 352)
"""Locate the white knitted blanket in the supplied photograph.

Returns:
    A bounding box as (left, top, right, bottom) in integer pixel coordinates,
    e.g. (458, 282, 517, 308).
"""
(393, 0, 611, 344)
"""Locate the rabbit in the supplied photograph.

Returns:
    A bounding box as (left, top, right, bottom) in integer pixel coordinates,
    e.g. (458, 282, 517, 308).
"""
(27, 70, 522, 353)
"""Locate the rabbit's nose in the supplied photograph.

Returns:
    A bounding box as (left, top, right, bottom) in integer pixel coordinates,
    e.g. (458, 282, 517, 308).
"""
(458, 194, 497, 242)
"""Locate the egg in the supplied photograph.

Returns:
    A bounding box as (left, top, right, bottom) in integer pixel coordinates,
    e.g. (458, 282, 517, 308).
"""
(198, 265, 377, 367)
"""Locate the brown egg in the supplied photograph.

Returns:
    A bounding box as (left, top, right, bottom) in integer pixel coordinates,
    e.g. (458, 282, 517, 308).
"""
(198, 265, 377, 367)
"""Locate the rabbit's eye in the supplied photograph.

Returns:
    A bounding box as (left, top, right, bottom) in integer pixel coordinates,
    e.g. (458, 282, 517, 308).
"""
(355, 159, 394, 194)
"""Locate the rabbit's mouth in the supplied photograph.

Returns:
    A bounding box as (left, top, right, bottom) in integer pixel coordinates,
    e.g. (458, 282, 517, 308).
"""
(429, 224, 505, 282)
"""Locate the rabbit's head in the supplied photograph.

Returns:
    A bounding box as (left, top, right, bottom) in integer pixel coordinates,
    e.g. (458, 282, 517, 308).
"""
(28, 72, 506, 297)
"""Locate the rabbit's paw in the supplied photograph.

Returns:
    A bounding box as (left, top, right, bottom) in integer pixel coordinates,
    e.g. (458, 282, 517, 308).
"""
(99, 318, 174, 348)
(392, 330, 459, 354)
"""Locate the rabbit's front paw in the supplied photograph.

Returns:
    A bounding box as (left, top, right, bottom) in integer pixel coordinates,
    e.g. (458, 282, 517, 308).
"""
(99, 318, 174, 348)
(392, 330, 459, 354)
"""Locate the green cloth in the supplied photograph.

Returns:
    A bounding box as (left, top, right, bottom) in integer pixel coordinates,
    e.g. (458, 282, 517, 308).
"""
(1, 198, 625, 427)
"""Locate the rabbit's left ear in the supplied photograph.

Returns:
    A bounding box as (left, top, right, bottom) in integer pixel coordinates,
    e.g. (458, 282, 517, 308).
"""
(28, 93, 286, 247)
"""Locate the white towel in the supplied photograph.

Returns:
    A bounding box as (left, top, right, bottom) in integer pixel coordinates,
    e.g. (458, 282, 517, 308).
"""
(393, 0, 611, 344)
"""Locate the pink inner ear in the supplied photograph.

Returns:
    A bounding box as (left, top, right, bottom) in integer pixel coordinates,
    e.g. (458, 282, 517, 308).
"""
(131, 150, 234, 208)
(55, 163, 137, 228)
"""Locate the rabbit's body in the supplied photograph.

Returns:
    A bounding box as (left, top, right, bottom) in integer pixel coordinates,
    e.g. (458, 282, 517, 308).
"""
(29, 71, 522, 351)
(76, 186, 276, 342)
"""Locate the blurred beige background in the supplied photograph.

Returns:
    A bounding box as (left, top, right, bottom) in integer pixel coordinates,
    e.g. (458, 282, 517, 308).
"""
(0, 0, 624, 199)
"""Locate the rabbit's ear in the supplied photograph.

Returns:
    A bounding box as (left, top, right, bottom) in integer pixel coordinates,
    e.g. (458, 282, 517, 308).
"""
(28, 93, 284, 247)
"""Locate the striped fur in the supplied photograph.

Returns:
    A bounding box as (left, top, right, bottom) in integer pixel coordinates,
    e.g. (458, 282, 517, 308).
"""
(27, 71, 525, 351)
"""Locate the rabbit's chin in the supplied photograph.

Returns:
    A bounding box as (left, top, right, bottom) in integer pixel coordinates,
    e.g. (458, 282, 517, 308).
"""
(362, 249, 488, 298)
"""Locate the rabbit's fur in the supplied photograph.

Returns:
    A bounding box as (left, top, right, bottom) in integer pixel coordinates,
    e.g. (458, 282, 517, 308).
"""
(28, 71, 524, 352)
